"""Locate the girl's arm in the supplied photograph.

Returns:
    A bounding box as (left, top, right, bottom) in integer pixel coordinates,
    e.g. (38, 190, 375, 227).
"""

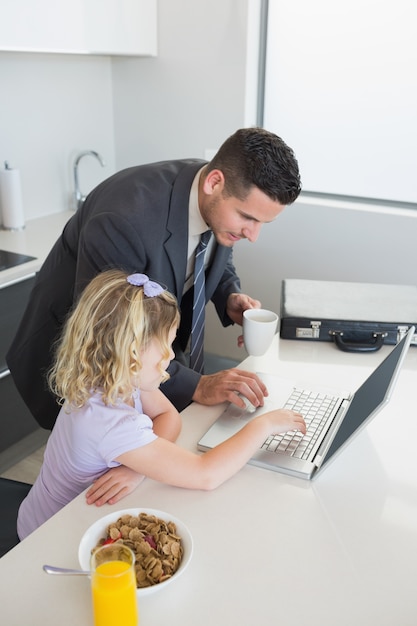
(85, 466, 145, 507)
(140, 388, 182, 442)
(86, 389, 181, 506)
(116, 408, 306, 491)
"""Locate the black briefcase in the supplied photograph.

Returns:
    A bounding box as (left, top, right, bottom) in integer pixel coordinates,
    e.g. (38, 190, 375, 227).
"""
(280, 279, 417, 352)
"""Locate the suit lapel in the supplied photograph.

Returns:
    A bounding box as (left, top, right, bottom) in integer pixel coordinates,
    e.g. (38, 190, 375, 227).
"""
(162, 160, 232, 303)
(164, 161, 204, 297)
(205, 242, 232, 300)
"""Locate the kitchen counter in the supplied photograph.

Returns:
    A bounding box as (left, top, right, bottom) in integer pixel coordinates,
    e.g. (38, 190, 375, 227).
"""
(0, 211, 73, 287)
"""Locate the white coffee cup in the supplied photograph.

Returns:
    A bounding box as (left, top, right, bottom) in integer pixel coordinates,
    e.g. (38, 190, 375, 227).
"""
(243, 309, 278, 357)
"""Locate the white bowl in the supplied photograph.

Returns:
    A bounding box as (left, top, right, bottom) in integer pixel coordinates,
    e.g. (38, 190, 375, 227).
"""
(78, 508, 193, 596)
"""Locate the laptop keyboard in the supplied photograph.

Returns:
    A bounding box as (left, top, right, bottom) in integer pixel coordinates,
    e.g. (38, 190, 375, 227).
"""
(261, 388, 340, 460)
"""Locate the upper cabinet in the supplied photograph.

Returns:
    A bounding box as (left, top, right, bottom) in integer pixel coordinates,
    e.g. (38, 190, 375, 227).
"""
(0, 0, 157, 56)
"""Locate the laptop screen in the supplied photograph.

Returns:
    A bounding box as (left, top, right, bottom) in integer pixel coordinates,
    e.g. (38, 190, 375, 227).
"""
(321, 331, 410, 466)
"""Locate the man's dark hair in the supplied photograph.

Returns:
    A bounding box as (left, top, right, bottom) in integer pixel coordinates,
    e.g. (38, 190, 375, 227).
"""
(207, 127, 301, 205)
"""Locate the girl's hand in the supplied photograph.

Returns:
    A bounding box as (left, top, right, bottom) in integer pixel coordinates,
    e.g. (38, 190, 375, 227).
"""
(86, 465, 145, 507)
(263, 408, 306, 435)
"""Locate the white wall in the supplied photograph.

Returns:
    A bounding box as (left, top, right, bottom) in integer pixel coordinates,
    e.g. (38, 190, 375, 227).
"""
(0, 52, 115, 219)
(111, 0, 252, 166)
(0, 0, 253, 219)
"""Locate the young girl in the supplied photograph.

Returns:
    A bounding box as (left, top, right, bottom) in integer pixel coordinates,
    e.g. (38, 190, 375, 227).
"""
(17, 270, 305, 539)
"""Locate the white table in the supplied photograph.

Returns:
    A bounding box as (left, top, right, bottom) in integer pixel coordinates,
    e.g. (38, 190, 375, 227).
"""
(1, 336, 417, 626)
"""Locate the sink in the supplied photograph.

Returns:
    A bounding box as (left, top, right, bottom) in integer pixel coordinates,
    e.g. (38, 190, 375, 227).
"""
(0, 249, 36, 272)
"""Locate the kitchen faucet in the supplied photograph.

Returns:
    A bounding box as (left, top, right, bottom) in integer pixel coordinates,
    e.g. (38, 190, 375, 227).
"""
(73, 150, 105, 210)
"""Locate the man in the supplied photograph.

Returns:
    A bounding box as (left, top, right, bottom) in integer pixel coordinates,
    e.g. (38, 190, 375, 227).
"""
(7, 127, 301, 432)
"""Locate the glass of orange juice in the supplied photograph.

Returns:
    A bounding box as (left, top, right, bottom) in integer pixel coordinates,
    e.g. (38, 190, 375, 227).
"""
(90, 544, 138, 626)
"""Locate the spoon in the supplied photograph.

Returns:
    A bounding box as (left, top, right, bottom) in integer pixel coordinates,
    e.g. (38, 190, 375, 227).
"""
(43, 564, 92, 576)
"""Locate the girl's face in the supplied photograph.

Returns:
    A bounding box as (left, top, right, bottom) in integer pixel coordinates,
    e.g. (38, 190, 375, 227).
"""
(137, 327, 176, 391)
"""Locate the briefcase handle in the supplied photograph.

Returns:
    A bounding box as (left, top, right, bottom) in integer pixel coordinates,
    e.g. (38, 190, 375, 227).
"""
(330, 330, 388, 353)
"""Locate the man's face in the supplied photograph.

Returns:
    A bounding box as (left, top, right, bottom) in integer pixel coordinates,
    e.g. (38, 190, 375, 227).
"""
(199, 170, 285, 247)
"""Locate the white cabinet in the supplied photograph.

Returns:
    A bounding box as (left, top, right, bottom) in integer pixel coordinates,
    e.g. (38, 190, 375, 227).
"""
(0, 0, 157, 56)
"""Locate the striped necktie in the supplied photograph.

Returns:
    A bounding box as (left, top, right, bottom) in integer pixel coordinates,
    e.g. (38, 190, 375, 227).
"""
(189, 230, 212, 373)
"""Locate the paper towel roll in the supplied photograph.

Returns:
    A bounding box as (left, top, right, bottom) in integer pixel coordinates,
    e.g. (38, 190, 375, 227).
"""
(0, 163, 25, 230)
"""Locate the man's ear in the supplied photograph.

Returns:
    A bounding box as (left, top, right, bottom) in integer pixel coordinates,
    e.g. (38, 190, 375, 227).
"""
(202, 169, 225, 195)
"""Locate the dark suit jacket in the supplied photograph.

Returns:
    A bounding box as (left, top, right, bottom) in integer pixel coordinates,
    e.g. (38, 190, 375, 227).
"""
(6, 160, 241, 429)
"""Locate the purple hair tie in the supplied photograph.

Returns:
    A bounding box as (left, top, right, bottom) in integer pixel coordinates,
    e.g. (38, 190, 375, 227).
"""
(126, 273, 165, 297)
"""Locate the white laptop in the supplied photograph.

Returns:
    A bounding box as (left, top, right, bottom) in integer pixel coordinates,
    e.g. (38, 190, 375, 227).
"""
(198, 326, 414, 480)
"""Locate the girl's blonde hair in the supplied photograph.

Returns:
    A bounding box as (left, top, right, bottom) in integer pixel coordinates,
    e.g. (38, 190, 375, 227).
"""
(48, 269, 180, 408)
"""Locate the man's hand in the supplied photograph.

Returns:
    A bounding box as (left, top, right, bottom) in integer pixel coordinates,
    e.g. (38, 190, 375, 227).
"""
(86, 466, 145, 507)
(192, 368, 268, 409)
(226, 292, 261, 325)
